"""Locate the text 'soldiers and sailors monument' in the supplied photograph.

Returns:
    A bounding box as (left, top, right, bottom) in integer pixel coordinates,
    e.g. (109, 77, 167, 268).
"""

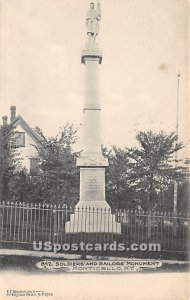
(65, 1, 121, 233)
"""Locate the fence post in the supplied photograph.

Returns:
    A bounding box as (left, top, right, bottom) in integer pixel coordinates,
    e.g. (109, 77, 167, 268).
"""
(53, 205, 58, 244)
(147, 211, 151, 238)
(173, 212, 177, 237)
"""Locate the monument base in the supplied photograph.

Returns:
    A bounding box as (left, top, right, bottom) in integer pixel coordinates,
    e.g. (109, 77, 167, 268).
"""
(65, 201, 121, 233)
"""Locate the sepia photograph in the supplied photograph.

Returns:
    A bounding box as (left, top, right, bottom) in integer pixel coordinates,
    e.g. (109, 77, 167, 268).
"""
(0, 0, 189, 299)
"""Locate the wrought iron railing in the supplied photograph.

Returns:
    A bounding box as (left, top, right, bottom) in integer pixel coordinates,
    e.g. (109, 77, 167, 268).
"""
(0, 201, 189, 254)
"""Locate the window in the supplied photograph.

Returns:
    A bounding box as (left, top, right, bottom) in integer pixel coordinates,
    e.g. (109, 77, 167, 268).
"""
(30, 157, 40, 175)
(14, 132, 25, 147)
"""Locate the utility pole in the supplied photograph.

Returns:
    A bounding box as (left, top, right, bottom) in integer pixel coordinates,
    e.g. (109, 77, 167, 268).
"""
(173, 72, 180, 215)
(173, 72, 180, 236)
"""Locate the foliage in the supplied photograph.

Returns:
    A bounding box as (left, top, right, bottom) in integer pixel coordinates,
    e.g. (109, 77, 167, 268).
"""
(0, 124, 21, 201)
(126, 130, 188, 210)
(103, 146, 138, 209)
(30, 124, 80, 205)
(103, 131, 189, 211)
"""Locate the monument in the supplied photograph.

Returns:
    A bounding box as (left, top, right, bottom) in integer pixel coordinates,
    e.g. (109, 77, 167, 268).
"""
(65, 1, 121, 233)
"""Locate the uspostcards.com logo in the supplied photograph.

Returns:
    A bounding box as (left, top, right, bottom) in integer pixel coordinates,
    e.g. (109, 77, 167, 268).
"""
(33, 241, 161, 254)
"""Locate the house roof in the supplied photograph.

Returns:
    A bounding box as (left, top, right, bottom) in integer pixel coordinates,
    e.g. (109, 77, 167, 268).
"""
(11, 115, 44, 147)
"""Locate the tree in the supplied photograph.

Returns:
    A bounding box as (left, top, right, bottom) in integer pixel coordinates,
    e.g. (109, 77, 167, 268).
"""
(126, 130, 188, 210)
(0, 124, 21, 201)
(31, 123, 80, 205)
(103, 146, 138, 209)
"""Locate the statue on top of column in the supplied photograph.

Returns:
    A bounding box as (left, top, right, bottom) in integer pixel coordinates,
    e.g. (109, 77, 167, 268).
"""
(86, 1, 101, 44)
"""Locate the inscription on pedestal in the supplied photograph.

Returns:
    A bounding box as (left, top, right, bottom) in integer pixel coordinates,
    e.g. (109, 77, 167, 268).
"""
(81, 168, 105, 202)
(85, 175, 101, 191)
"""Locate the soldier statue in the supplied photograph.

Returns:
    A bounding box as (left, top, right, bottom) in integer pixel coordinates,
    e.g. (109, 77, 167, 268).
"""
(86, 1, 101, 44)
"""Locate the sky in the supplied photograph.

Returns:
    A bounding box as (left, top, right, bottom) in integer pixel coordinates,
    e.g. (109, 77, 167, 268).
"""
(0, 0, 189, 157)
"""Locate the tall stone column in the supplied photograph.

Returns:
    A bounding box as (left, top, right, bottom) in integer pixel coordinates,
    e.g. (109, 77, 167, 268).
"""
(76, 47, 109, 209)
(65, 2, 121, 233)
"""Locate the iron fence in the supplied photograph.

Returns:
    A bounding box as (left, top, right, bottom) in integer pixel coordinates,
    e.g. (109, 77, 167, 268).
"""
(0, 201, 189, 254)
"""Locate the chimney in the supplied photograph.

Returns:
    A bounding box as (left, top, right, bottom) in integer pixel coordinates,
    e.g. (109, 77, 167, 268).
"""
(10, 106, 16, 123)
(2, 116, 8, 126)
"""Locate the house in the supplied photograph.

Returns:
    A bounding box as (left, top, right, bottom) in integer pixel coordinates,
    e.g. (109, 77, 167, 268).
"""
(1, 106, 43, 174)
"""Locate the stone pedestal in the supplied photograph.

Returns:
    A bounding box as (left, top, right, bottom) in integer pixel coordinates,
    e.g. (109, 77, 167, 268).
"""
(65, 207, 120, 233)
(65, 44, 121, 233)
